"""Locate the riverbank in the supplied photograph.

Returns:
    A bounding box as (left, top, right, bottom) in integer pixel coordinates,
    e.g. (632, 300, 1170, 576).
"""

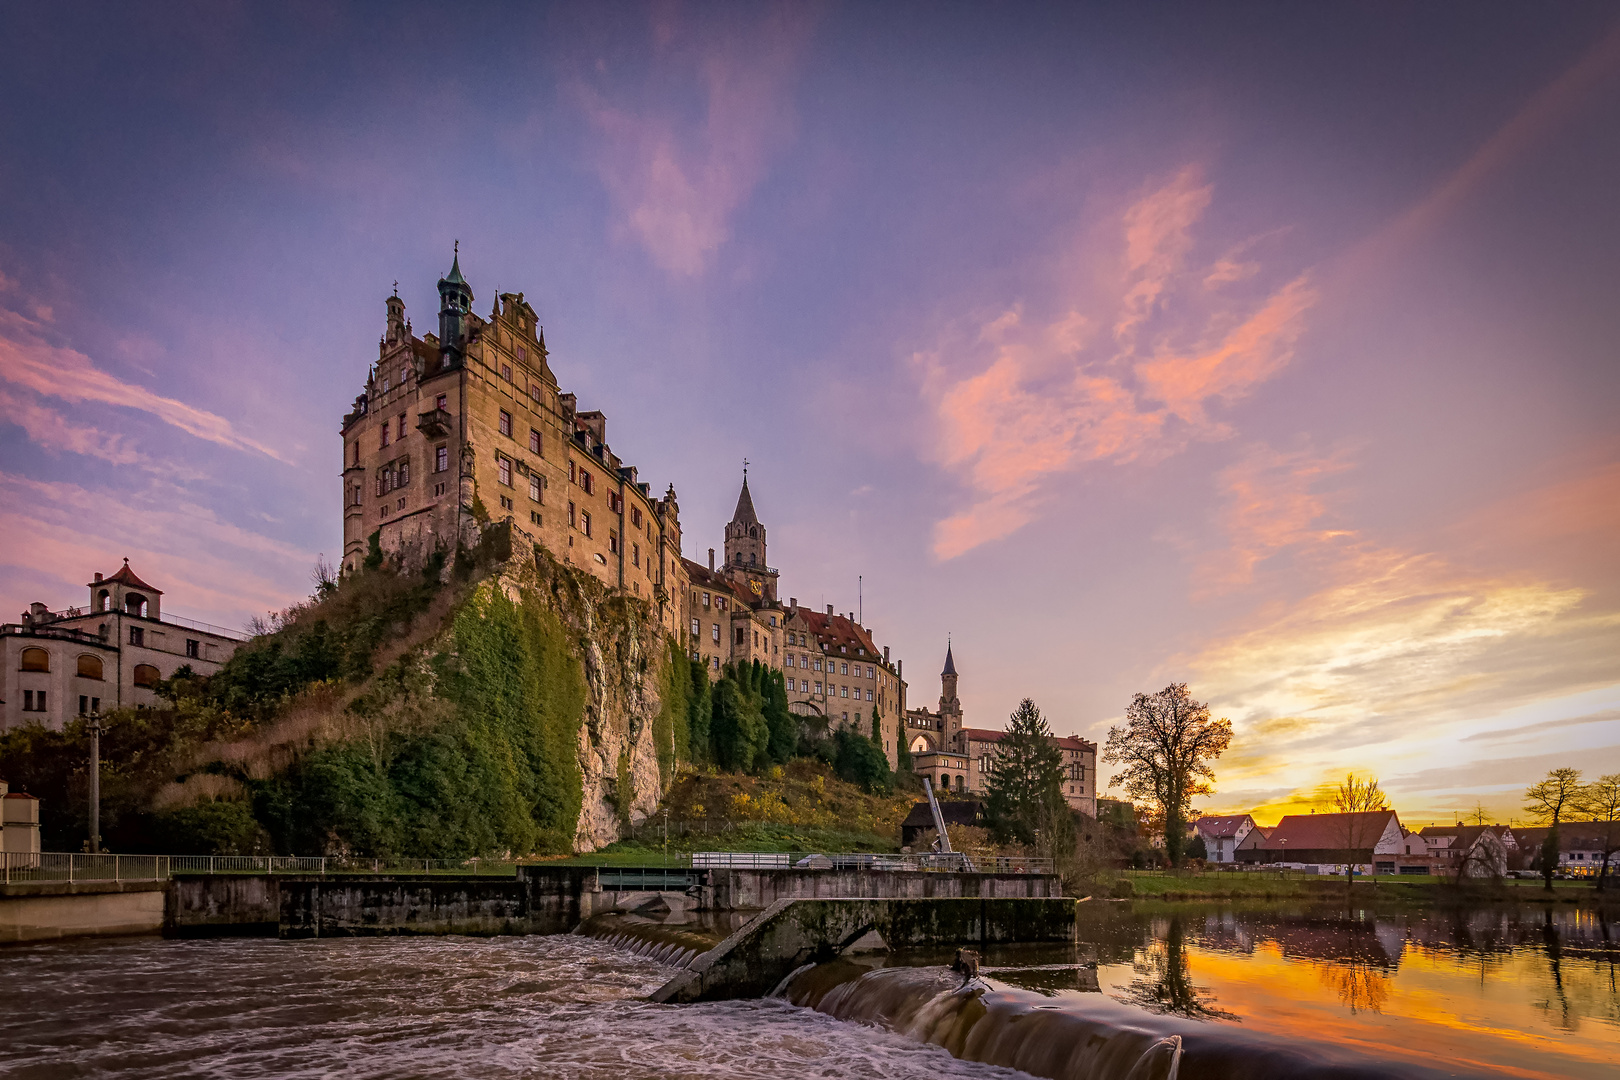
(1108, 870, 1618, 906)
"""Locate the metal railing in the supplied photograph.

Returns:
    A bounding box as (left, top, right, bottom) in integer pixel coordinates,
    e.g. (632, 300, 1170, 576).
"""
(1, 852, 518, 884)
(687, 851, 1053, 875)
(157, 611, 251, 642)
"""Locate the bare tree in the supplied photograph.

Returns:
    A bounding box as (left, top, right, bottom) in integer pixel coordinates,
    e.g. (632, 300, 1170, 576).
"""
(1576, 774, 1620, 892)
(1332, 773, 1388, 893)
(1524, 768, 1582, 892)
(1104, 684, 1232, 868)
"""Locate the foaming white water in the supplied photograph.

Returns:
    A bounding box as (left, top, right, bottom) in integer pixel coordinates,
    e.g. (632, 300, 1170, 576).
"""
(0, 936, 1034, 1080)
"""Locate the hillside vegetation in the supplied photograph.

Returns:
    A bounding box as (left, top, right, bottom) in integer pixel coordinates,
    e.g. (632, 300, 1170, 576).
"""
(1, 530, 904, 859)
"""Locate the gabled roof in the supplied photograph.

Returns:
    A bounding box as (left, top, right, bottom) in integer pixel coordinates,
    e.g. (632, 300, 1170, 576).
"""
(731, 476, 758, 525)
(1260, 811, 1399, 851)
(901, 800, 984, 829)
(1194, 814, 1255, 839)
(792, 608, 881, 659)
(959, 727, 1094, 752)
(91, 559, 162, 594)
(681, 559, 752, 607)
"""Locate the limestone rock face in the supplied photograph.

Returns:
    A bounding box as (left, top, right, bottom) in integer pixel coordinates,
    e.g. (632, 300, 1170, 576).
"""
(497, 549, 668, 852)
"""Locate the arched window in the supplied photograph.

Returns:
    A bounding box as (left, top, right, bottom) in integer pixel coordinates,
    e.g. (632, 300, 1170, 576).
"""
(20, 647, 49, 672)
(76, 655, 104, 680)
(749, 526, 757, 538)
(96, 589, 110, 612)
(749, 553, 756, 566)
(125, 593, 148, 617)
(133, 664, 161, 688)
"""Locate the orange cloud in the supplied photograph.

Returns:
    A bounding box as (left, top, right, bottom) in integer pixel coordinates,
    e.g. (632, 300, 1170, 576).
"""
(576, 7, 815, 277)
(0, 307, 284, 461)
(1196, 443, 1353, 594)
(920, 168, 1317, 559)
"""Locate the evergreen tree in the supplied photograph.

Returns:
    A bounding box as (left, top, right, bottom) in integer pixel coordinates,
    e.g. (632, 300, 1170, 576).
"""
(871, 705, 881, 742)
(710, 664, 769, 772)
(764, 668, 797, 764)
(687, 657, 712, 767)
(832, 727, 892, 794)
(985, 698, 1069, 848)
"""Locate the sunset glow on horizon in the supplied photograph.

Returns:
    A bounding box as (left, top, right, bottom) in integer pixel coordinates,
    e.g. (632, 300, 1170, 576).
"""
(2, 3, 1617, 825)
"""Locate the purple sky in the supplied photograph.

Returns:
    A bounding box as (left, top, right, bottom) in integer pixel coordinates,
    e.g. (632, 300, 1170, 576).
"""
(3, 2, 1617, 824)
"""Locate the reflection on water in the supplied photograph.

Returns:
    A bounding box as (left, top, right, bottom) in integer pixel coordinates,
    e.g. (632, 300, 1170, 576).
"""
(784, 902, 1620, 1080)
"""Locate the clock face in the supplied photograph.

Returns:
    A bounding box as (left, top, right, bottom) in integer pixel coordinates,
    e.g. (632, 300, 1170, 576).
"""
(749, 579, 763, 596)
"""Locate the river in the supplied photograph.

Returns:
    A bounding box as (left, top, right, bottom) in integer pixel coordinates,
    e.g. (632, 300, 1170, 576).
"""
(1, 901, 1614, 1079)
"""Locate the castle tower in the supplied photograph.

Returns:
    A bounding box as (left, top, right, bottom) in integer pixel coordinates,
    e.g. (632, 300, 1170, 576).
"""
(437, 244, 473, 367)
(721, 469, 778, 604)
(940, 641, 964, 745)
(385, 286, 407, 346)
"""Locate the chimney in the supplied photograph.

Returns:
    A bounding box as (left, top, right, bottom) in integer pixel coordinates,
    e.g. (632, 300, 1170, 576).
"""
(884, 646, 890, 662)
(708, 548, 715, 572)
(789, 597, 797, 611)
(826, 604, 833, 615)
(94, 572, 103, 582)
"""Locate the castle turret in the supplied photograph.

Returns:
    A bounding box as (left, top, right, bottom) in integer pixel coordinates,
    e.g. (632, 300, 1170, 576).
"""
(385, 286, 407, 346)
(720, 468, 777, 604)
(940, 641, 963, 743)
(436, 244, 474, 367)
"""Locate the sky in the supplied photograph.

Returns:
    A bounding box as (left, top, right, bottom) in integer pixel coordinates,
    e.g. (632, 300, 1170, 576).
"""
(2, 2, 1617, 826)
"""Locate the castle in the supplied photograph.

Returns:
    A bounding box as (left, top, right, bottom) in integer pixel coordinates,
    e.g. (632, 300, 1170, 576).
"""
(341, 254, 908, 759)
(906, 644, 1097, 816)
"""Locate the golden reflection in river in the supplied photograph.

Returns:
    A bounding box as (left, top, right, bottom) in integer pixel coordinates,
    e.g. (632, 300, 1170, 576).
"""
(1119, 916, 1238, 1020)
(1318, 957, 1390, 1014)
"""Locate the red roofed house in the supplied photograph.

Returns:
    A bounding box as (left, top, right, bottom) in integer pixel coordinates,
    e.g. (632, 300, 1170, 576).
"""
(1235, 811, 1405, 875)
(904, 644, 1097, 816)
(1192, 814, 1258, 864)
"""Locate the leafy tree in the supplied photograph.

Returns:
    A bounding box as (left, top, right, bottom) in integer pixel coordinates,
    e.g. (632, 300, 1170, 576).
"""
(1331, 773, 1389, 891)
(1576, 773, 1620, 892)
(1525, 767, 1583, 892)
(1186, 833, 1207, 861)
(831, 727, 892, 794)
(1103, 684, 1232, 868)
(984, 698, 1069, 849)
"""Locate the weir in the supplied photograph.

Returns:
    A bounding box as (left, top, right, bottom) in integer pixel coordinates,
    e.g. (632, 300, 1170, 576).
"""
(649, 896, 1078, 1003)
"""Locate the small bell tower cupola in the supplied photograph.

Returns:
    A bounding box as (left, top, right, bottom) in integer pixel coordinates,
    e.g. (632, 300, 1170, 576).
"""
(437, 242, 474, 367)
(939, 640, 962, 739)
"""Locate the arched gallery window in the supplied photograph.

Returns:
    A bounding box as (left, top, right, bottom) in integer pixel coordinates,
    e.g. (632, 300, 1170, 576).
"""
(133, 664, 161, 688)
(77, 655, 104, 680)
(20, 647, 49, 672)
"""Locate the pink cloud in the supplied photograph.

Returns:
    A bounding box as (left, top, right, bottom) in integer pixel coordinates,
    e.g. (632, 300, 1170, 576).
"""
(919, 168, 1318, 560)
(575, 6, 815, 277)
(0, 471, 309, 630)
(0, 306, 284, 461)
(1195, 443, 1353, 594)
(0, 384, 147, 466)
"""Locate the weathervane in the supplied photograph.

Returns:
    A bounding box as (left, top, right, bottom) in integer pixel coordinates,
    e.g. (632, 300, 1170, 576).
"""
(743, 457, 749, 479)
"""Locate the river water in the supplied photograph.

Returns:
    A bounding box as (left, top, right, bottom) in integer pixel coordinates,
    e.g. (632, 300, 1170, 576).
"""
(1, 902, 1615, 1079)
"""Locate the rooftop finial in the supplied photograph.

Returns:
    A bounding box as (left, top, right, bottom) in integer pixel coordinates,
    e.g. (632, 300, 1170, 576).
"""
(743, 457, 749, 480)
(392, 280, 398, 297)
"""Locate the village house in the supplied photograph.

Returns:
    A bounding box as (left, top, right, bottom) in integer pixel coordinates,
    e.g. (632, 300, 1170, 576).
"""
(1235, 810, 1405, 875)
(1192, 814, 1258, 864)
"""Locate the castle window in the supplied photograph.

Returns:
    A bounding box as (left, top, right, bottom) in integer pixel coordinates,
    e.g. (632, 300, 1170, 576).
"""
(569, 461, 576, 483)
(23, 690, 45, 712)
(712, 624, 721, 643)
(381, 425, 390, 448)
(580, 471, 594, 495)
(498, 458, 512, 486)
(813, 659, 822, 672)
(353, 483, 362, 506)
(518, 346, 527, 362)
(529, 429, 541, 454)
(568, 501, 576, 528)
(529, 384, 541, 404)
(841, 662, 849, 675)
(608, 530, 618, 554)
(133, 663, 160, 689)
(529, 476, 542, 502)
(501, 364, 512, 382)
(436, 446, 449, 472)
(631, 542, 639, 567)
(400, 367, 408, 385)
(76, 654, 103, 679)
(712, 656, 720, 670)
(581, 510, 591, 536)
(691, 619, 699, 636)
(840, 686, 849, 698)
(499, 411, 512, 437)
(815, 682, 823, 695)
(129, 626, 144, 646)
(436, 394, 447, 411)
(398, 414, 406, 439)
(21, 647, 49, 672)
(631, 507, 642, 527)
(186, 639, 200, 659)
(400, 461, 409, 486)
(530, 510, 542, 526)
(702, 592, 710, 607)
(866, 689, 874, 701)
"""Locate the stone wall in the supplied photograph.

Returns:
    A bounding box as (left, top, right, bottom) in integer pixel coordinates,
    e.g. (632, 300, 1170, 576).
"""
(0, 881, 165, 943)
(706, 868, 1062, 911)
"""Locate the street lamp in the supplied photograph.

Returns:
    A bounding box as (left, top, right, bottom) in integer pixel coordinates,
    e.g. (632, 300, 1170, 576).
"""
(87, 711, 105, 854)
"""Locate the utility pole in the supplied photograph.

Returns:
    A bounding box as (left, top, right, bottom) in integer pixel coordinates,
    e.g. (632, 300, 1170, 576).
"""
(87, 712, 104, 854)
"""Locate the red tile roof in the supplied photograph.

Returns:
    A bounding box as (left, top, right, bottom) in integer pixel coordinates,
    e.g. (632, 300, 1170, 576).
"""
(1260, 811, 1399, 850)
(91, 559, 162, 594)
(792, 608, 882, 660)
(959, 727, 1094, 752)
(681, 559, 753, 606)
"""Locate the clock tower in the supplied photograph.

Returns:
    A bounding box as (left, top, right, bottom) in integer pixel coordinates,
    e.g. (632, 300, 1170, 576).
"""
(722, 469, 778, 605)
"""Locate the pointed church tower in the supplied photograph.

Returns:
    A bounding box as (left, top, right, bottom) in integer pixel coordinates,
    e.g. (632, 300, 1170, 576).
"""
(940, 641, 964, 747)
(721, 467, 778, 604)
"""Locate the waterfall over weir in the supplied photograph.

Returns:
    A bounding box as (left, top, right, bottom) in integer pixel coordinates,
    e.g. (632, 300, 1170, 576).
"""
(573, 913, 722, 970)
(779, 960, 1491, 1080)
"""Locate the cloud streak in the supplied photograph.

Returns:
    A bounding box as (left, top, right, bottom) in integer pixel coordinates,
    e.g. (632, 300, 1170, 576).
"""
(575, 5, 815, 277)
(0, 306, 284, 461)
(919, 168, 1317, 559)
